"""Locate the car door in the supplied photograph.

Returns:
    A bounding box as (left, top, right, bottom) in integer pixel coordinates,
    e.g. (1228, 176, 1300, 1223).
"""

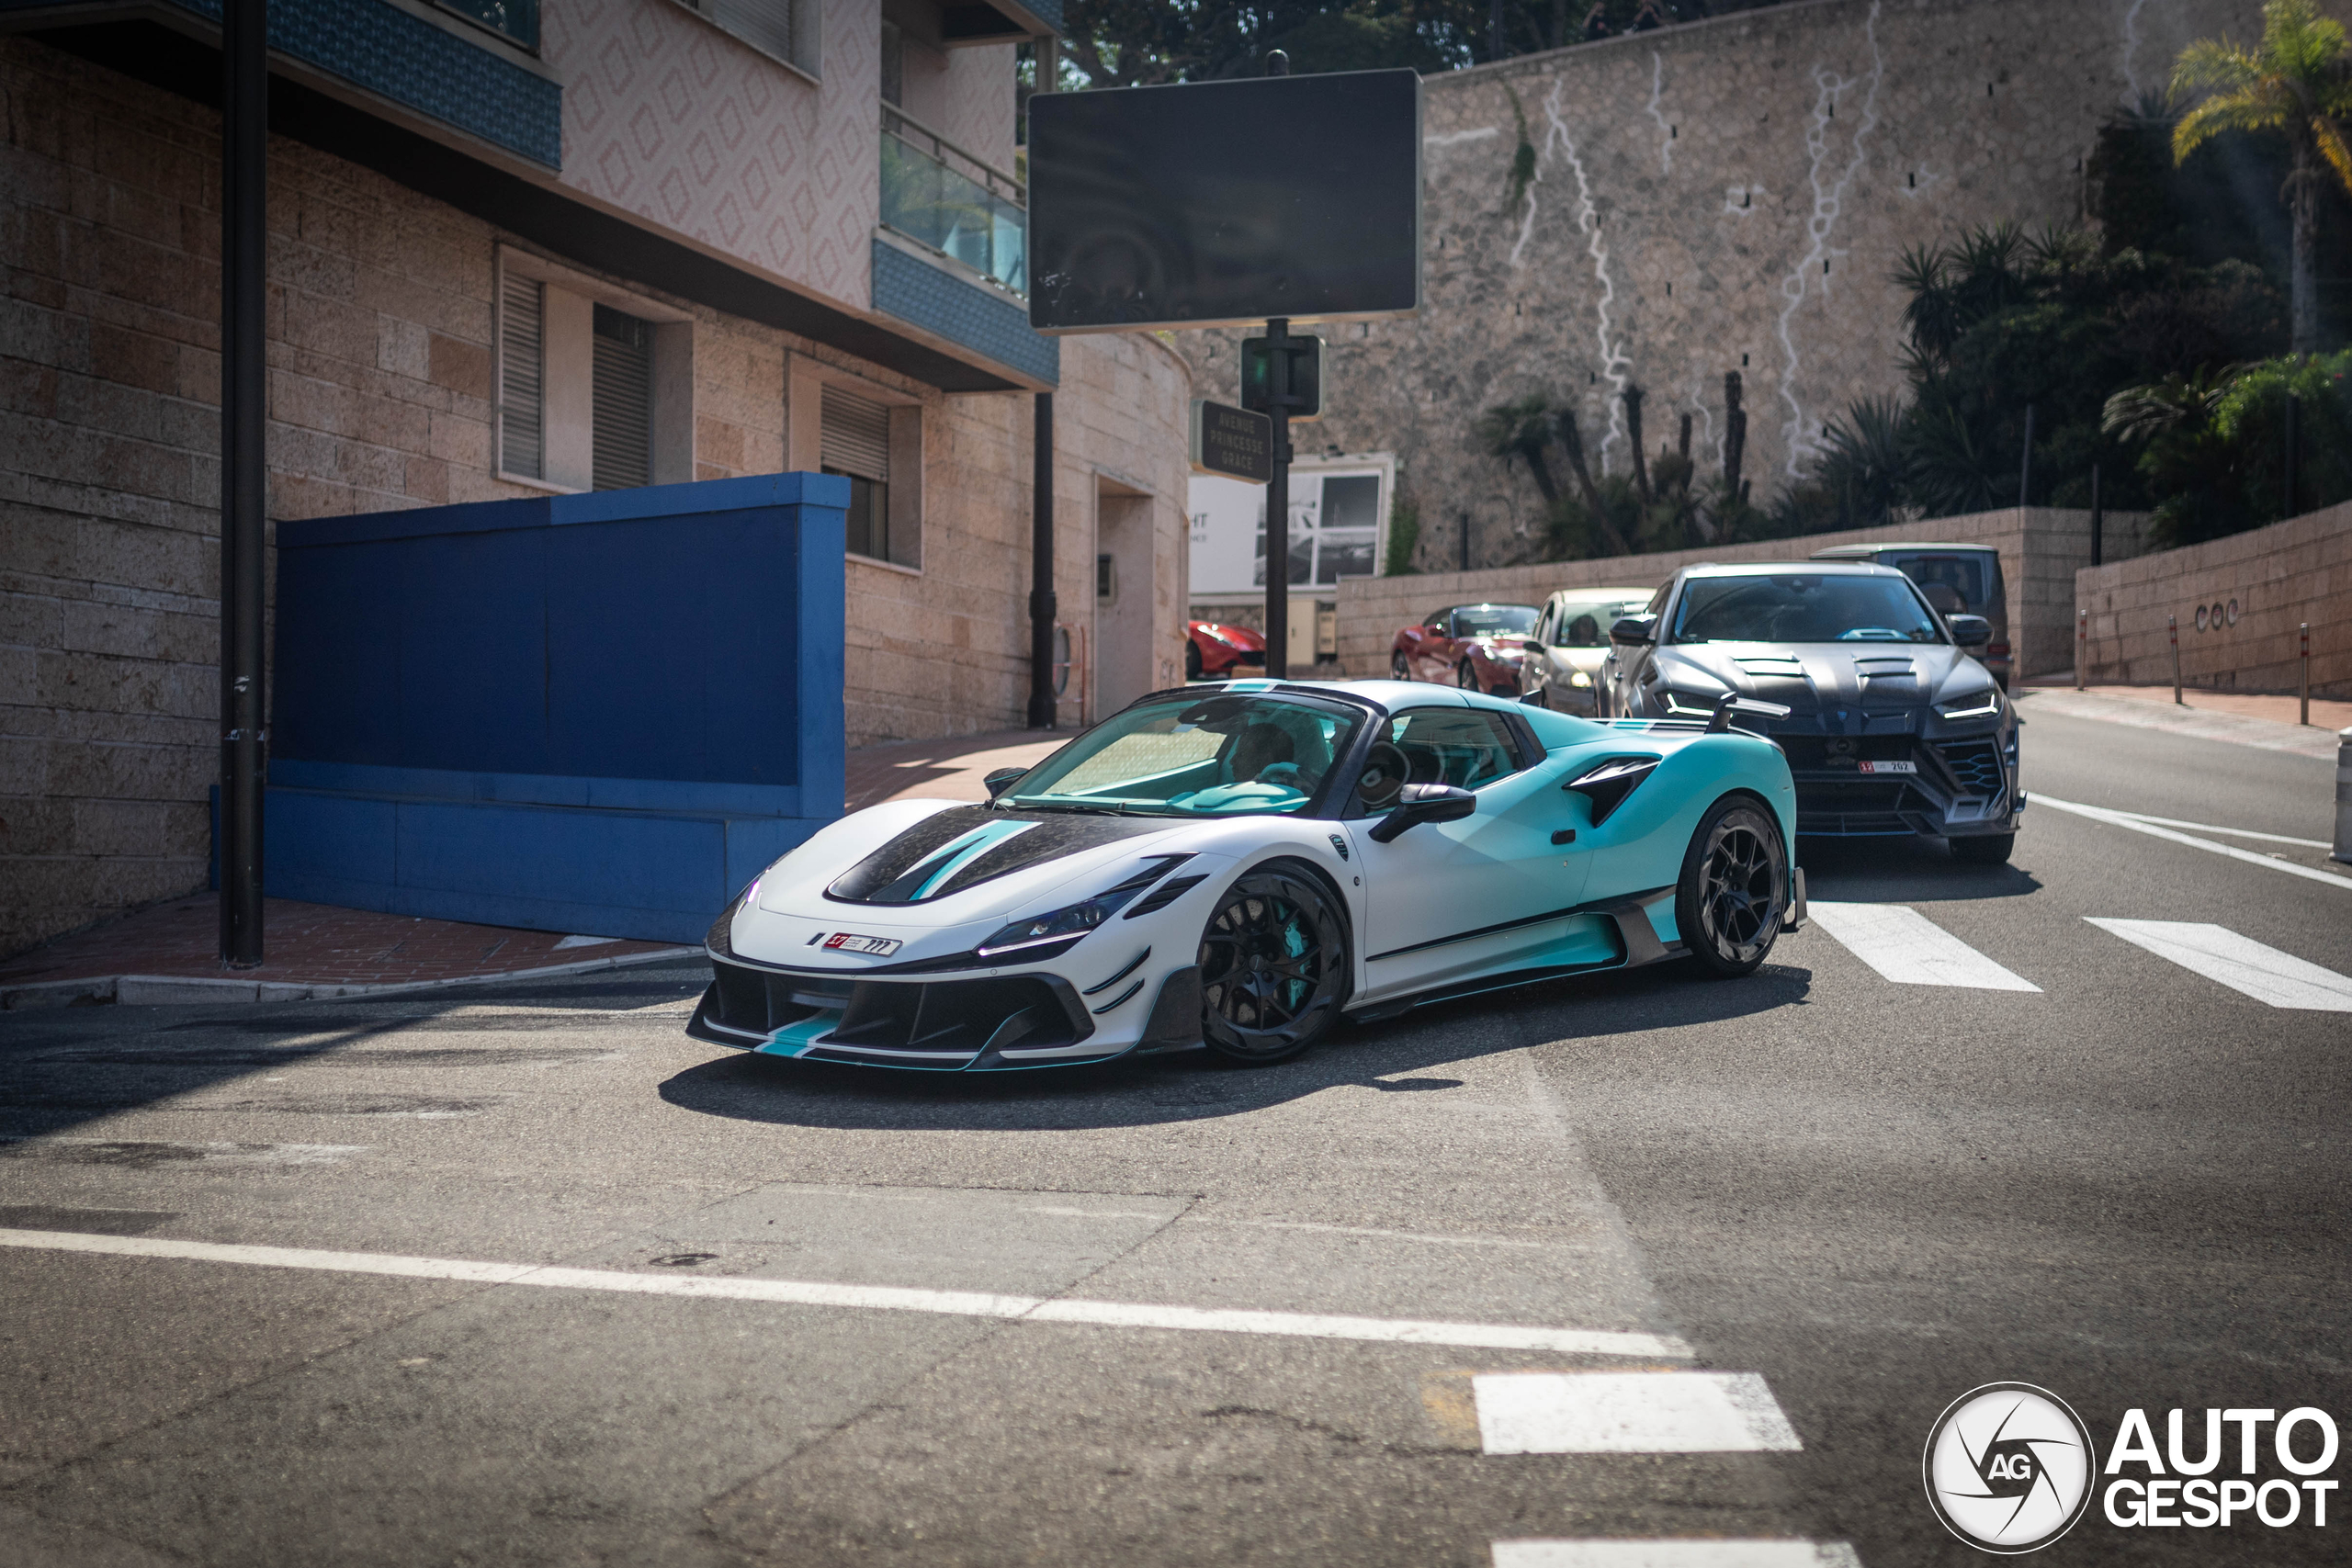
(1408, 608, 1453, 682)
(1341, 705, 1592, 1000)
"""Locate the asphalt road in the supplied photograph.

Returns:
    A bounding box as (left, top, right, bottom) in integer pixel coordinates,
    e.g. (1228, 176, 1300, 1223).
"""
(3, 699, 2346, 1568)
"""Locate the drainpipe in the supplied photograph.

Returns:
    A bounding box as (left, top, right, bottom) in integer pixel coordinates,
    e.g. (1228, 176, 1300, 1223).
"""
(1025, 37, 1057, 729)
(219, 0, 266, 966)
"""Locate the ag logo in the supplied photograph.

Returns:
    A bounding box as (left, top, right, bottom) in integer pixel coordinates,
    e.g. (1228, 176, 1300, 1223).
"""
(1923, 1382, 2095, 1553)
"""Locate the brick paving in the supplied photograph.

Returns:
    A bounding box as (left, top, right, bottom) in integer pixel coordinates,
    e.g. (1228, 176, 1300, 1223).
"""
(842, 727, 1069, 812)
(0, 728, 1072, 1004)
(0, 895, 684, 1000)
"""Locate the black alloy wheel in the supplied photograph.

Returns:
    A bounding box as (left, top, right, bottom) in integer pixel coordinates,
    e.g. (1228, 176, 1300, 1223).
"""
(1198, 863, 1349, 1065)
(1675, 797, 1786, 977)
(1185, 639, 1204, 681)
(1391, 651, 1411, 681)
(1456, 660, 1478, 690)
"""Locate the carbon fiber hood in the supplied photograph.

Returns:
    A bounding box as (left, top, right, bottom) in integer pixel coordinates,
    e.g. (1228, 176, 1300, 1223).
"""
(824, 806, 1182, 905)
(1654, 642, 1985, 717)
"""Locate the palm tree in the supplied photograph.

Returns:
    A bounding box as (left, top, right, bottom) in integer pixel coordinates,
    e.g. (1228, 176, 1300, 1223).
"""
(2169, 0, 2352, 353)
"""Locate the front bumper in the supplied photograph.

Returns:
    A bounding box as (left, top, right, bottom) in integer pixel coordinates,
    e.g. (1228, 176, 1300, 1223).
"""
(689, 953, 1202, 1070)
(1773, 728, 2019, 839)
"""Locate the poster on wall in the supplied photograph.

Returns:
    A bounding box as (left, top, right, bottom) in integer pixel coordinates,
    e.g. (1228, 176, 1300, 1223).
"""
(1189, 457, 1394, 601)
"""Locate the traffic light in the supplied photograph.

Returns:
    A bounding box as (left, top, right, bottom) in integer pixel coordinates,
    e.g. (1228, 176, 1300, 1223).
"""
(1240, 334, 1323, 422)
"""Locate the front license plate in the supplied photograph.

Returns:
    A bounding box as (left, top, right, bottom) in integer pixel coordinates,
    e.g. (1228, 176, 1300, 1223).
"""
(822, 932, 902, 955)
(1857, 760, 1918, 774)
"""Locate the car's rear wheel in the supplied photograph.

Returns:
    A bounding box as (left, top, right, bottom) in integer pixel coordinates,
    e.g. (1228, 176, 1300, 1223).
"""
(1951, 832, 2015, 864)
(1676, 797, 1786, 978)
(1391, 651, 1410, 681)
(1198, 863, 1348, 1065)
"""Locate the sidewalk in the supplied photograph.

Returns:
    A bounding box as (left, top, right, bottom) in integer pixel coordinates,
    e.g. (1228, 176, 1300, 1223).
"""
(2, 728, 1074, 1011)
(2017, 682, 2349, 761)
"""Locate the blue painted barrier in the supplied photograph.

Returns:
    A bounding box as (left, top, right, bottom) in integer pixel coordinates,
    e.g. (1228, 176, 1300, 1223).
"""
(266, 473, 848, 942)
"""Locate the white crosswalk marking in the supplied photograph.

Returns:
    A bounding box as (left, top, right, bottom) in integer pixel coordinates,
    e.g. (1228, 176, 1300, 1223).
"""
(2084, 920, 2352, 1011)
(1805, 903, 2040, 992)
(1473, 1371, 1802, 1455)
(1493, 1543, 1862, 1568)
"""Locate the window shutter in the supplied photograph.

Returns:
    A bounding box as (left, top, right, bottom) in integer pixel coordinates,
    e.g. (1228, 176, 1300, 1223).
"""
(592, 304, 653, 492)
(820, 385, 892, 482)
(499, 274, 544, 479)
(684, 0, 814, 74)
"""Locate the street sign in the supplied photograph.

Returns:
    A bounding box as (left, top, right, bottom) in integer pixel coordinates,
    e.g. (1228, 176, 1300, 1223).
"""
(1242, 334, 1323, 422)
(1190, 400, 1272, 483)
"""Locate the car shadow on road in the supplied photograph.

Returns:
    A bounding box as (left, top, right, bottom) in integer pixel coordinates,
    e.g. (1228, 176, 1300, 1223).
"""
(1796, 834, 2043, 904)
(654, 959, 1813, 1134)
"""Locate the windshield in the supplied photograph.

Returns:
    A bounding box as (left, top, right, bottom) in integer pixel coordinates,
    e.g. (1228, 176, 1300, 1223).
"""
(1549, 597, 1649, 647)
(1670, 574, 1945, 644)
(1883, 552, 1994, 616)
(1001, 693, 1363, 817)
(1453, 604, 1538, 637)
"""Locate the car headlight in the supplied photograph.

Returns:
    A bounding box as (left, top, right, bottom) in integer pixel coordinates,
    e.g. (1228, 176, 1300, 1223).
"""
(1569, 671, 1592, 689)
(1658, 690, 1721, 718)
(1936, 689, 2003, 719)
(975, 857, 1192, 959)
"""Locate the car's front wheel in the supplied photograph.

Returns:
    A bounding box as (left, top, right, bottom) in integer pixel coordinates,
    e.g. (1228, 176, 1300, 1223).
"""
(1456, 660, 1478, 690)
(1676, 797, 1786, 977)
(1391, 651, 1410, 681)
(1185, 640, 1204, 681)
(1951, 832, 2015, 864)
(1198, 862, 1349, 1065)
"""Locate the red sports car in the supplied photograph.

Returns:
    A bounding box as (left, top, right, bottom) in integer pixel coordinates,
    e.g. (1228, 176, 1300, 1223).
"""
(1390, 603, 1542, 695)
(1185, 620, 1267, 680)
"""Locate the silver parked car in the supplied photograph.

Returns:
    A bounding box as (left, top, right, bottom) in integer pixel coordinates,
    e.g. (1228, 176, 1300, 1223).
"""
(1514, 587, 1653, 716)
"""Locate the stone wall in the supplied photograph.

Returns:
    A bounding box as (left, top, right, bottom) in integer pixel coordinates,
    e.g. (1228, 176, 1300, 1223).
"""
(0, 38, 1184, 957)
(1176, 0, 2273, 570)
(1335, 507, 2151, 679)
(2076, 503, 2352, 698)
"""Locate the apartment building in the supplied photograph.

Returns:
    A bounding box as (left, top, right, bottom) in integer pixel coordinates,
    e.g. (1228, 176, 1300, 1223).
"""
(0, 0, 1193, 955)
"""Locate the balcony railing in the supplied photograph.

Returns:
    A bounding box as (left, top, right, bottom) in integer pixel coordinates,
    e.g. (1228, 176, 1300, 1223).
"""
(880, 107, 1026, 298)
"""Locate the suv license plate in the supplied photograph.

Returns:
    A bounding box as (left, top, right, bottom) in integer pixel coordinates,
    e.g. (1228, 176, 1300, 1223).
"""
(1857, 760, 1917, 774)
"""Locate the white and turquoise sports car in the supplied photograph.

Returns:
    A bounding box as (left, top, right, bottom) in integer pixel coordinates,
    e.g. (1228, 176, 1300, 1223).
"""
(687, 680, 1805, 1071)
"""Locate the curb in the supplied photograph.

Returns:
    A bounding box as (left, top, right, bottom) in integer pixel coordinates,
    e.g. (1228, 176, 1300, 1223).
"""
(2016, 689, 2342, 761)
(0, 946, 704, 1011)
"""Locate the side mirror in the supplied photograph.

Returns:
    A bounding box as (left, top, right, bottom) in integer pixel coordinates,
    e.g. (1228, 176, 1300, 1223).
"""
(1609, 615, 1657, 647)
(982, 766, 1028, 800)
(1521, 639, 1544, 654)
(1367, 783, 1477, 843)
(1947, 614, 1993, 649)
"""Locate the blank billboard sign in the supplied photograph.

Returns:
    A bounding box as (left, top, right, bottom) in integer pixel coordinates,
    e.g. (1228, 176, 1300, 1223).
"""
(1028, 71, 1422, 334)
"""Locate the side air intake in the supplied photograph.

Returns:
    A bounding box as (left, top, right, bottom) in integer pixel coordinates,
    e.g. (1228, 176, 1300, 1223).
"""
(1565, 756, 1662, 828)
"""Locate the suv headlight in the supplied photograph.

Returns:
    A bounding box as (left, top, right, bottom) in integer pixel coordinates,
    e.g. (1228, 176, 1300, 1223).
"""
(1936, 689, 2003, 719)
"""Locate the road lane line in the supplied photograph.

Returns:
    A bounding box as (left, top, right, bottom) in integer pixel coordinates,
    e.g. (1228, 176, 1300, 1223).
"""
(2035, 795, 2352, 890)
(1804, 903, 2040, 991)
(1472, 1371, 1802, 1454)
(0, 1228, 1692, 1359)
(2085, 810, 2329, 849)
(1493, 1543, 1862, 1567)
(2083, 920, 2352, 1011)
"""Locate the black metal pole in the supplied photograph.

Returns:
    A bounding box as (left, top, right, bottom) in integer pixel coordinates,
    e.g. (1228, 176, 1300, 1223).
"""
(1459, 511, 1470, 572)
(1263, 317, 1291, 680)
(219, 0, 266, 968)
(1027, 392, 1057, 727)
(2088, 462, 2103, 567)
(2017, 402, 2034, 510)
(2284, 392, 2301, 522)
(1490, 0, 1503, 61)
